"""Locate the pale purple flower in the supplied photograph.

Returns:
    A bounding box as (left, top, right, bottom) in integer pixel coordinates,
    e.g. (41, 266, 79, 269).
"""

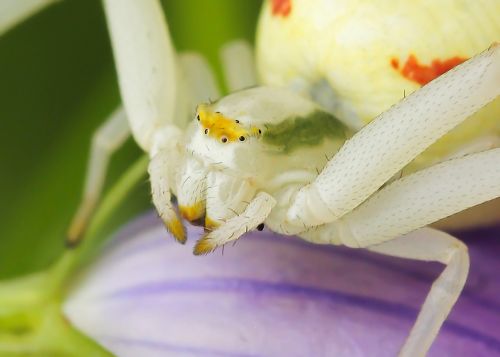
(64, 213, 500, 357)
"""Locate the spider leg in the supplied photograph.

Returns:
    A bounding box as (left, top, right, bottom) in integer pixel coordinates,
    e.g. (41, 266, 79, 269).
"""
(104, 0, 194, 241)
(103, 0, 179, 152)
(204, 171, 257, 230)
(368, 228, 469, 357)
(177, 158, 207, 222)
(66, 107, 130, 247)
(176, 53, 222, 222)
(220, 40, 257, 91)
(300, 150, 498, 355)
(0, 0, 58, 36)
(304, 148, 500, 247)
(178, 51, 221, 121)
(287, 44, 500, 228)
(338, 148, 500, 248)
(149, 146, 186, 243)
(194, 192, 276, 255)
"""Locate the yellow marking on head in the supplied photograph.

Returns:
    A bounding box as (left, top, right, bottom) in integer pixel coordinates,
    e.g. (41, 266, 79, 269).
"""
(197, 104, 260, 143)
(204, 216, 221, 231)
(179, 202, 205, 221)
(165, 217, 186, 244)
(193, 235, 216, 255)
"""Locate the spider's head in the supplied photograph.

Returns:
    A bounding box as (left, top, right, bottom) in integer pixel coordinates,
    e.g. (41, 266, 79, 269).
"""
(195, 104, 261, 145)
(187, 86, 324, 173)
(179, 86, 348, 229)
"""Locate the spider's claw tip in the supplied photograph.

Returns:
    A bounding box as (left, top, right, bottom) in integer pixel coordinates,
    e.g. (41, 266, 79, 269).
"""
(165, 217, 187, 244)
(179, 203, 204, 222)
(65, 235, 81, 249)
(193, 235, 216, 256)
(204, 216, 220, 231)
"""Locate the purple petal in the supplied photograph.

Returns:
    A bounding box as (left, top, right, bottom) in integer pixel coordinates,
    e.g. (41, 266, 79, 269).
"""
(64, 212, 500, 357)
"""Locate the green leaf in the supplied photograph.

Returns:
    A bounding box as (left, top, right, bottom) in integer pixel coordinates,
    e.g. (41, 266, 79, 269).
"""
(0, 0, 148, 279)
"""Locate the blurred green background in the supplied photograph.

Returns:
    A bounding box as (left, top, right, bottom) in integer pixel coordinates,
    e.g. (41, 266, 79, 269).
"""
(0, 0, 263, 279)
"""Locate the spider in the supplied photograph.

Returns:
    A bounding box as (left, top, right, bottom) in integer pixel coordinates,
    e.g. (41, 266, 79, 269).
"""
(66, 0, 499, 355)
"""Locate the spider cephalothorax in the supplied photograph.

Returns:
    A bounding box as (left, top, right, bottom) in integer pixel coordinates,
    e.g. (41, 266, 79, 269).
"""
(179, 87, 349, 233)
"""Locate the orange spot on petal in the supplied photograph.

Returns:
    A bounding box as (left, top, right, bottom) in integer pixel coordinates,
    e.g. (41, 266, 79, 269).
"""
(272, 0, 292, 17)
(390, 58, 399, 70)
(392, 54, 468, 86)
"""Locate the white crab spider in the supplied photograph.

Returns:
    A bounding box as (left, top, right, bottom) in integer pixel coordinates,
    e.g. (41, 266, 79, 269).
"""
(65, 0, 500, 355)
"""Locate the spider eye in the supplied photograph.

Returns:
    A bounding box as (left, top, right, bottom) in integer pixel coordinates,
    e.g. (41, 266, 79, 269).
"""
(204, 128, 209, 134)
(235, 120, 240, 123)
(221, 137, 228, 143)
(239, 136, 245, 142)
(258, 129, 262, 134)
(197, 114, 200, 121)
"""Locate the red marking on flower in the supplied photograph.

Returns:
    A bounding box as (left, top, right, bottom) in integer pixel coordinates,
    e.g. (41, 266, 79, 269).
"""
(272, 0, 292, 17)
(390, 58, 399, 70)
(391, 54, 468, 86)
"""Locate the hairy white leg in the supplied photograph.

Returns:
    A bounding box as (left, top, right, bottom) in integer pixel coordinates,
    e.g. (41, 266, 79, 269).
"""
(177, 158, 207, 222)
(66, 107, 129, 246)
(103, 0, 178, 152)
(172, 52, 220, 130)
(194, 192, 276, 255)
(337, 148, 500, 248)
(104, 0, 192, 241)
(368, 228, 469, 357)
(175, 52, 221, 222)
(0, 0, 58, 36)
(179, 52, 220, 108)
(204, 171, 256, 230)
(220, 40, 257, 91)
(288, 44, 500, 227)
(149, 146, 185, 244)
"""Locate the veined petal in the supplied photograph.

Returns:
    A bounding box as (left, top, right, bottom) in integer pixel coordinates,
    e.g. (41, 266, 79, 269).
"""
(0, 0, 58, 36)
(64, 213, 500, 357)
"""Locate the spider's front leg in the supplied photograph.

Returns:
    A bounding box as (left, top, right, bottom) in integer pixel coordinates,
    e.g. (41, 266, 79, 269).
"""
(66, 107, 130, 246)
(294, 45, 499, 356)
(194, 192, 276, 255)
(287, 43, 500, 228)
(101, 0, 192, 241)
(100, 0, 259, 245)
(368, 228, 469, 357)
(300, 139, 499, 356)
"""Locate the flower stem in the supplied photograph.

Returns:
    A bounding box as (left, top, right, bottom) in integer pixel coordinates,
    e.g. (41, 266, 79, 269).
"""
(0, 154, 149, 355)
(53, 154, 149, 290)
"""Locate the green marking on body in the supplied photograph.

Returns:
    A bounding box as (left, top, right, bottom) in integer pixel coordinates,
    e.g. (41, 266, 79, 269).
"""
(262, 110, 348, 153)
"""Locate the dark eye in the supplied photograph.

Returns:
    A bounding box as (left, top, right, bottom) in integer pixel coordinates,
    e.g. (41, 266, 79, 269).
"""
(239, 136, 245, 141)
(257, 223, 264, 231)
(197, 114, 200, 121)
(221, 137, 228, 143)
(258, 129, 262, 134)
(204, 128, 209, 134)
(235, 120, 240, 123)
